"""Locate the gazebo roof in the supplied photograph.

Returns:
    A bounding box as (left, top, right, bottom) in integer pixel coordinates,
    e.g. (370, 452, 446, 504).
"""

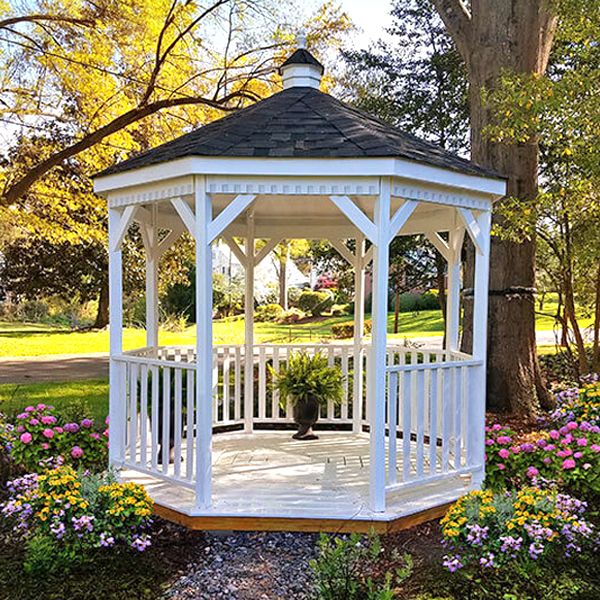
(97, 51, 502, 181)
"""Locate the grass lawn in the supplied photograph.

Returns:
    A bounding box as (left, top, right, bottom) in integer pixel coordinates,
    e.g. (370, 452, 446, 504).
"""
(0, 379, 108, 422)
(1, 296, 590, 358)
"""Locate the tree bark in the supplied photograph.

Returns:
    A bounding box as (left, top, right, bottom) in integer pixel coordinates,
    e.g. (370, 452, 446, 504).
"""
(94, 280, 109, 329)
(592, 264, 600, 372)
(434, 0, 557, 414)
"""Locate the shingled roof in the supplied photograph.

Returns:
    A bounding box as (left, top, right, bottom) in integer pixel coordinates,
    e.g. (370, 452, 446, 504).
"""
(97, 82, 502, 180)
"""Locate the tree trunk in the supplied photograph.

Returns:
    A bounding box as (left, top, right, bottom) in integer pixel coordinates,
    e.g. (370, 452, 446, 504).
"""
(436, 0, 557, 414)
(436, 253, 447, 324)
(592, 264, 600, 372)
(278, 255, 288, 310)
(563, 272, 589, 374)
(94, 280, 109, 329)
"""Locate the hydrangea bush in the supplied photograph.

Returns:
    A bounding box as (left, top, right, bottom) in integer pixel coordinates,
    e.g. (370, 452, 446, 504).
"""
(441, 487, 596, 575)
(1, 465, 153, 573)
(551, 379, 600, 425)
(485, 422, 600, 497)
(10, 404, 108, 471)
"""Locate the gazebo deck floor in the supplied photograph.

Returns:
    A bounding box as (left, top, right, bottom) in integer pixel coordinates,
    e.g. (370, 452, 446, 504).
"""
(121, 431, 474, 533)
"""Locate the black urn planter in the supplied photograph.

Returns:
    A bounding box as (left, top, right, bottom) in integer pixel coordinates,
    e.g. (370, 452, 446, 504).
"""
(292, 395, 320, 440)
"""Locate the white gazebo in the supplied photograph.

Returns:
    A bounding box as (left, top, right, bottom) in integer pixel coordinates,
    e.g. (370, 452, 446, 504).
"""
(93, 45, 505, 531)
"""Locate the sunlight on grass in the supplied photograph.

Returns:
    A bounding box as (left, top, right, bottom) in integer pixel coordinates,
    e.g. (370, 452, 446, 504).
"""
(0, 299, 592, 358)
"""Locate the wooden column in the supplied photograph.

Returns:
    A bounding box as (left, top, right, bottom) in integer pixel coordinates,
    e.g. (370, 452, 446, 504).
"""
(195, 177, 213, 509)
(108, 207, 125, 467)
(369, 178, 391, 512)
(145, 205, 159, 352)
(469, 210, 491, 486)
(244, 212, 255, 433)
(353, 235, 366, 433)
(446, 223, 465, 353)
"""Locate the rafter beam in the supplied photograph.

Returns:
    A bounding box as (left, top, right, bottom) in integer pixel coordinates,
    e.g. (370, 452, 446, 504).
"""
(254, 237, 280, 266)
(425, 231, 451, 261)
(362, 245, 374, 268)
(208, 194, 256, 243)
(223, 235, 247, 267)
(171, 197, 196, 239)
(330, 239, 355, 265)
(110, 205, 138, 252)
(329, 195, 378, 244)
(157, 226, 186, 259)
(388, 200, 418, 243)
(457, 207, 484, 255)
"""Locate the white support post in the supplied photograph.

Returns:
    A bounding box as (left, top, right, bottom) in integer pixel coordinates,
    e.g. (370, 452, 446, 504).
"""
(445, 225, 465, 353)
(244, 212, 255, 433)
(108, 207, 125, 467)
(353, 235, 366, 434)
(469, 209, 491, 486)
(194, 177, 213, 509)
(369, 177, 392, 512)
(143, 206, 159, 352)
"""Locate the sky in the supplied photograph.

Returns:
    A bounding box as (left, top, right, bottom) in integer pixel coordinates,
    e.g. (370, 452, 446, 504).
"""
(339, 0, 393, 48)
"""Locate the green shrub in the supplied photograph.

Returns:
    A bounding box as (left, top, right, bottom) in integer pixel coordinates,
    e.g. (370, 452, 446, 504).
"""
(276, 308, 305, 324)
(330, 303, 351, 317)
(297, 290, 334, 317)
(254, 303, 284, 322)
(310, 532, 412, 600)
(331, 320, 372, 339)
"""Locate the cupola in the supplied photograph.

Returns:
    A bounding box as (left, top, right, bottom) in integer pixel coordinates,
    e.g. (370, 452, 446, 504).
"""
(278, 34, 324, 89)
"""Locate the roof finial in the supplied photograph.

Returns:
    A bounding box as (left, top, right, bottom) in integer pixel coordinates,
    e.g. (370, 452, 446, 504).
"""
(296, 29, 307, 49)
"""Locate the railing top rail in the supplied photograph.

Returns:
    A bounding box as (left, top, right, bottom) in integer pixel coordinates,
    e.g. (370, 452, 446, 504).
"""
(113, 354, 196, 369)
(386, 359, 483, 373)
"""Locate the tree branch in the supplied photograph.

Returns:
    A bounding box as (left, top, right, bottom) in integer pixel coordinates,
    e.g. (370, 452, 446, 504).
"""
(431, 0, 472, 61)
(0, 14, 94, 30)
(2, 89, 259, 205)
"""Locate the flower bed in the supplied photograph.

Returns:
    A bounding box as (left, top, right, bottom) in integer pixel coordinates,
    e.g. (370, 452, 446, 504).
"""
(1, 465, 153, 573)
(441, 487, 595, 574)
(9, 404, 108, 472)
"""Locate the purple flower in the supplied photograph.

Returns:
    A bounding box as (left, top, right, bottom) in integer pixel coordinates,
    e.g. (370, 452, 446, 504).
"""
(99, 532, 115, 547)
(562, 459, 576, 469)
(29, 418, 39, 426)
(576, 438, 588, 446)
(70, 446, 84, 459)
(16, 413, 28, 420)
(131, 534, 152, 552)
(529, 542, 544, 560)
(81, 418, 93, 429)
(526, 466, 539, 478)
(479, 552, 495, 568)
(64, 422, 79, 433)
(497, 435, 512, 444)
(443, 554, 463, 572)
(550, 430, 560, 440)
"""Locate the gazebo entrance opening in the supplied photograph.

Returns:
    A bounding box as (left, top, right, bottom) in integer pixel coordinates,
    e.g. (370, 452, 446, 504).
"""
(93, 42, 504, 527)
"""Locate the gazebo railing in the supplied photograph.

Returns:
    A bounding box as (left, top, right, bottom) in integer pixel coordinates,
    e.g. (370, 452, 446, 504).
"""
(114, 343, 477, 489)
(384, 357, 484, 494)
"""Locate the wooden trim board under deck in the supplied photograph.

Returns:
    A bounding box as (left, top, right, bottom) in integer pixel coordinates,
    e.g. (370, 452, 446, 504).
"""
(153, 501, 453, 534)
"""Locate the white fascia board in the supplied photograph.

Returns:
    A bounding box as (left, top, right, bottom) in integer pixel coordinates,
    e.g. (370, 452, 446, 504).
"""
(93, 156, 506, 198)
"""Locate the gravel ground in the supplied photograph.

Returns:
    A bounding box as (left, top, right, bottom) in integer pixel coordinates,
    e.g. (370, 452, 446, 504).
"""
(164, 531, 318, 600)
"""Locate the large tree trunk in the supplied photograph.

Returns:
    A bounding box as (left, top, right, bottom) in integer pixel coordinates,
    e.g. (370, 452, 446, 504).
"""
(94, 280, 109, 329)
(434, 0, 557, 414)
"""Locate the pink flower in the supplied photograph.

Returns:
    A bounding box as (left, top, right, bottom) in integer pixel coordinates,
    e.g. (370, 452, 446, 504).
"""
(90, 432, 101, 441)
(583, 463, 591, 470)
(20, 432, 32, 444)
(492, 424, 502, 431)
(103, 428, 109, 438)
(497, 463, 506, 470)
(561, 434, 573, 445)
(574, 451, 583, 459)
(498, 448, 510, 459)
(16, 425, 24, 433)
(562, 459, 576, 470)
(526, 466, 539, 478)
(559, 426, 569, 435)
(25, 406, 35, 412)
(36, 403, 46, 410)
(497, 436, 512, 444)
(566, 421, 578, 431)
(486, 439, 494, 446)
(70, 446, 84, 459)
(536, 439, 547, 448)
(81, 418, 93, 429)
(16, 412, 28, 420)
(550, 430, 560, 440)
(40, 415, 56, 425)
(54, 426, 63, 434)
(42, 428, 54, 439)
(546, 444, 556, 451)
(576, 438, 588, 447)
(543, 457, 552, 465)
(591, 444, 600, 453)
(557, 449, 572, 458)
(41, 443, 49, 450)
(29, 418, 39, 426)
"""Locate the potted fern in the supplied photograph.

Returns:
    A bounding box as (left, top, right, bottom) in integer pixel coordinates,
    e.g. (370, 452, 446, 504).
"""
(271, 351, 344, 440)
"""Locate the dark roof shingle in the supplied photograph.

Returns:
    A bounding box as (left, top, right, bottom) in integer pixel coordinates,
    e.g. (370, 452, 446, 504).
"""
(96, 87, 503, 179)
